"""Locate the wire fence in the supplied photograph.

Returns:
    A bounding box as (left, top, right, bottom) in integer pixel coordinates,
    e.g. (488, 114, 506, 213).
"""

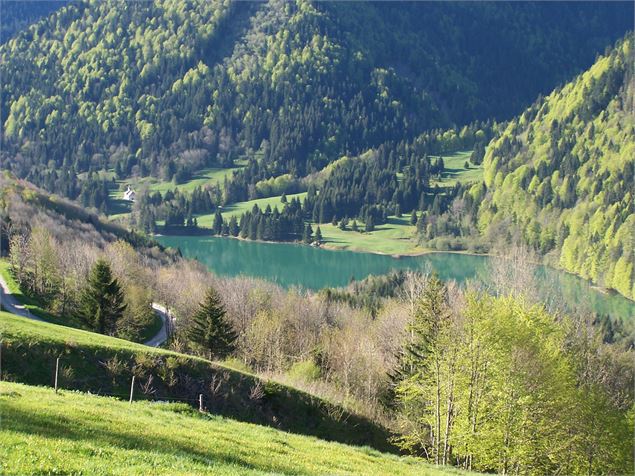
(0, 337, 223, 412)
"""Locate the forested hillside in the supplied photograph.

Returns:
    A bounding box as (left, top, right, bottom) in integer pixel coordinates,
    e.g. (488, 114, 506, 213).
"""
(0, 0, 67, 43)
(0, 0, 631, 209)
(477, 37, 635, 299)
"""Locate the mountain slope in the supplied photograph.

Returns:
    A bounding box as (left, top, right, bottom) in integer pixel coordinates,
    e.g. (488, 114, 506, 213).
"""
(0, 0, 68, 43)
(0, 310, 394, 451)
(478, 37, 635, 299)
(0, 0, 631, 204)
(0, 382, 466, 475)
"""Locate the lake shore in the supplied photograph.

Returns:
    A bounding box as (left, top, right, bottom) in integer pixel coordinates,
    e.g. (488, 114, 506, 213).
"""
(156, 231, 632, 304)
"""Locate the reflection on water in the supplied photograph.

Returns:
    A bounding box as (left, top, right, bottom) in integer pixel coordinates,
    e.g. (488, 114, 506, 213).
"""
(156, 235, 634, 325)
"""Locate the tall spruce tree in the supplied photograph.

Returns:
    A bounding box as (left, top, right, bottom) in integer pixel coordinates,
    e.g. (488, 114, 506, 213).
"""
(303, 223, 313, 243)
(187, 286, 237, 360)
(212, 210, 223, 235)
(77, 259, 127, 335)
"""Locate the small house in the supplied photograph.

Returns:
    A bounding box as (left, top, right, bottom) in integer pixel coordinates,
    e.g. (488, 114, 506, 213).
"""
(123, 185, 136, 202)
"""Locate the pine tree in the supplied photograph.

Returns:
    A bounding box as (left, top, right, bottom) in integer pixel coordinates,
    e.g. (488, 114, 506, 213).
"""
(212, 210, 223, 235)
(315, 226, 323, 243)
(351, 220, 359, 232)
(228, 215, 239, 236)
(365, 214, 375, 232)
(187, 286, 237, 360)
(410, 211, 418, 225)
(77, 259, 127, 335)
(303, 223, 314, 243)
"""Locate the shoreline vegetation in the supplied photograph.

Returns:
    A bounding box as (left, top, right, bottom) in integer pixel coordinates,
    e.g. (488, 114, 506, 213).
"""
(155, 232, 632, 303)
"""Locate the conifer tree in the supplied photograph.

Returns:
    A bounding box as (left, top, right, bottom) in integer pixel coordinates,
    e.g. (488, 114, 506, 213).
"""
(187, 286, 237, 360)
(365, 215, 375, 232)
(77, 259, 127, 335)
(228, 215, 239, 236)
(212, 210, 223, 235)
(303, 223, 313, 243)
(315, 226, 323, 243)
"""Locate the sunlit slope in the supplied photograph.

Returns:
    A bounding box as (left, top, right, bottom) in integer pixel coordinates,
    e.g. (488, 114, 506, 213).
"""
(0, 381, 473, 476)
(479, 37, 635, 299)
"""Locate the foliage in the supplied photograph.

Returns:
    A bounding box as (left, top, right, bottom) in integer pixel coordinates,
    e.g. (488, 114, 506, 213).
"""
(0, 0, 630, 209)
(77, 259, 127, 335)
(479, 37, 635, 299)
(0, 0, 67, 44)
(392, 291, 634, 474)
(187, 286, 237, 360)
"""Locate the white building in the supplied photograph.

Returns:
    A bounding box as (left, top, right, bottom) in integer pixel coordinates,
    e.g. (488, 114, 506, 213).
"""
(123, 185, 136, 202)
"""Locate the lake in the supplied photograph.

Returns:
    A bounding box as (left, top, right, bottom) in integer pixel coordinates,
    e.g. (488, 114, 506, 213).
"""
(156, 235, 635, 324)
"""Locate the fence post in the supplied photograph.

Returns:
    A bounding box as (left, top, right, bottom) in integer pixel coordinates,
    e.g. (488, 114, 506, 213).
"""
(199, 393, 203, 412)
(54, 357, 60, 393)
(129, 375, 135, 404)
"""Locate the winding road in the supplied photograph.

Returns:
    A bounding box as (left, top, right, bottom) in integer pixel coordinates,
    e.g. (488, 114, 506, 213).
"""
(0, 273, 169, 347)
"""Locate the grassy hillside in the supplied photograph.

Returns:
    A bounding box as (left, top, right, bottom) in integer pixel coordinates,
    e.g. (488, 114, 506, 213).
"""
(319, 214, 424, 256)
(0, 382, 468, 475)
(479, 37, 635, 299)
(0, 311, 394, 452)
(430, 150, 483, 187)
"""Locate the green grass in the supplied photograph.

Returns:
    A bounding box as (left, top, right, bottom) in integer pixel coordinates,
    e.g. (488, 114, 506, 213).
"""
(114, 163, 246, 196)
(319, 214, 427, 255)
(0, 311, 395, 451)
(0, 382, 468, 476)
(430, 150, 482, 187)
(195, 192, 308, 227)
(107, 162, 248, 218)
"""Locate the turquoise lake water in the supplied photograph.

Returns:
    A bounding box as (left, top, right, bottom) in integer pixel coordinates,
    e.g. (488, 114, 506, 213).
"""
(157, 235, 635, 324)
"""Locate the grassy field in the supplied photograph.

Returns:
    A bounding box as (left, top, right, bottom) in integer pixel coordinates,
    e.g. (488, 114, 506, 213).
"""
(318, 214, 427, 255)
(107, 162, 247, 218)
(0, 382, 468, 475)
(194, 192, 308, 227)
(429, 150, 482, 187)
(0, 311, 394, 451)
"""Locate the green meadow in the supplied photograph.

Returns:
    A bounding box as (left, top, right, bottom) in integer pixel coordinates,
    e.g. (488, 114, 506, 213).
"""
(107, 162, 247, 218)
(0, 381, 469, 476)
(318, 214, 426, 256)
(430, 150, 482, 187)
(194, 192, 308, 227)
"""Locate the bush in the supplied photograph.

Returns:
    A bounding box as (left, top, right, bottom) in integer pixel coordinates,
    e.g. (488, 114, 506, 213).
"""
(287, 360, 321, 383)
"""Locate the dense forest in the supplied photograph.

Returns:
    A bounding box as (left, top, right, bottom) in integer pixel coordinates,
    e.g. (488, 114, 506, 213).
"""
(0, 0, 67, 43)
(1, 3, 634, 474)
(1, 0, 631, 210)
(477, 37, 635, 299)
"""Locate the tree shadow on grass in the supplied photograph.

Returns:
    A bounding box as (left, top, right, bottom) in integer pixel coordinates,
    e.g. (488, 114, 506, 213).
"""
(1, 402, 300, 476)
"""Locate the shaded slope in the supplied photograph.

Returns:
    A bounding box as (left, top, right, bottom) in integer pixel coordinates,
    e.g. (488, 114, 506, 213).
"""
(0, 311, 395, 451)
(0, 381, 469, 475)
